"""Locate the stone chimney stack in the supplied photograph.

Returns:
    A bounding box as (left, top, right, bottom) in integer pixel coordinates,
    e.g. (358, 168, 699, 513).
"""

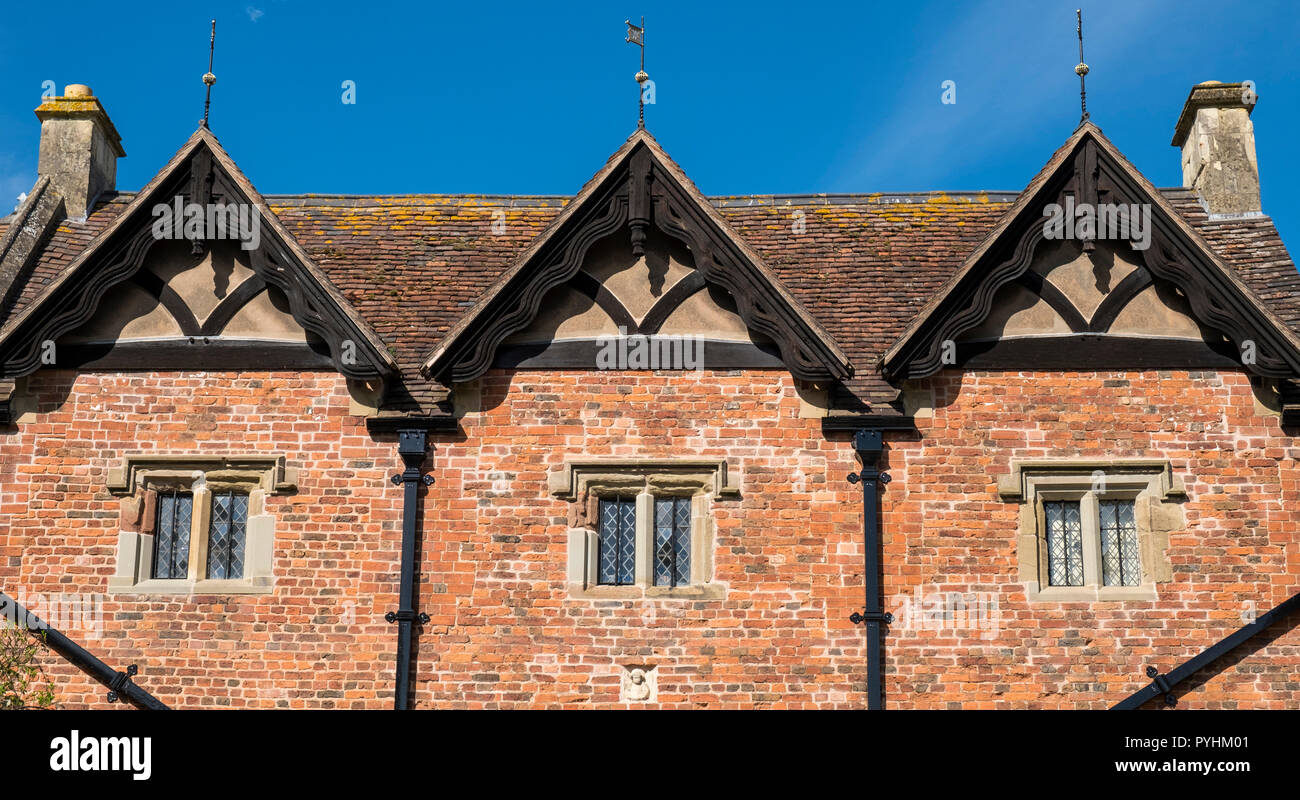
(34, 84, 125, 220)
(1171, 81, 1261, 217)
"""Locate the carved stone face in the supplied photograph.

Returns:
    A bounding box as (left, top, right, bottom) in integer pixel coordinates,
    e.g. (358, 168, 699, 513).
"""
(622, 666, 652, 701)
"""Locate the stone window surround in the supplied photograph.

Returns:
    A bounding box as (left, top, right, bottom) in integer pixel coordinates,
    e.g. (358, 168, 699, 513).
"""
(107, 455, 297, 596)
(998, 460, 1185, 602)
(550, 460, 739, 600)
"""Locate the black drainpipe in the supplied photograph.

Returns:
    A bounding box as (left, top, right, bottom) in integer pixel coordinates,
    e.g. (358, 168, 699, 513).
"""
(825, 417, 916, 710)
(367, 416, 457, 711)
(389, 428, 430, 710)
(846, 429, 892, 709)
(0, 591, 170, 709)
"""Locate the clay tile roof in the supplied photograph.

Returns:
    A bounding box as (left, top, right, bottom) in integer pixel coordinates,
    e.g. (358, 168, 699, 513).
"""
(1, 195, 126, 322)
(3, 184, 1297, 411)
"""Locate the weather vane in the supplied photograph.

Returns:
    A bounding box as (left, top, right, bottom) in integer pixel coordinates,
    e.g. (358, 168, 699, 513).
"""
(1075, 9, 1089, 122)
(201, 20, 217, 128)
(626, 17, 648, 128)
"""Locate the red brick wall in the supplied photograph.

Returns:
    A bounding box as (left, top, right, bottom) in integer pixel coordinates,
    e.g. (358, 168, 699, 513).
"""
(884, 369, 1300, 709)
(417, 369, 868, 709)
(416, 367, 1299, 708)
(2, 366, 1297, 708)
(1, 370, 404, 708)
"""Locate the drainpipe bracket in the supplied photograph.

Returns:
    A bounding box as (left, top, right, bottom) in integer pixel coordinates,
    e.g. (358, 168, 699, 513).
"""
(385, 610, 430, 625)
(106, 663, 139, 704)
(850, 610, 894, 625)
(846, 471, 890, 485)
(1143, 665, 1178, 707)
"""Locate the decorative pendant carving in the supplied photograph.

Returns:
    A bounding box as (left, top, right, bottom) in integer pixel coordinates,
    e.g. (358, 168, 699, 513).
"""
(627, 148, 653, 257)
(187, 149, 215, 255)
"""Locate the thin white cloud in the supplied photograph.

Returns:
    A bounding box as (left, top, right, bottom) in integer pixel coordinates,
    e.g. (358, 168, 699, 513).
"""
(0, 152, 37, 216)
(824, 0, 1174, 190)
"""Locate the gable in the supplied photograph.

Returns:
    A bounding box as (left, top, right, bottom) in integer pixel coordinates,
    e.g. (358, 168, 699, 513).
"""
(880, 123, 1300, 381)
(421, 131, 852, 384)
(0, 128, 396, 381)
(955, 237, 1239, 369)
(496, 224, 783, 370)
(56, 238, 331, 370)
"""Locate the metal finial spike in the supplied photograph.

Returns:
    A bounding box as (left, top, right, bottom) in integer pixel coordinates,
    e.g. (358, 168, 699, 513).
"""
(201, 20, 217, 128)
(1075, 9, 1089, 122)
(626, 16, 647, 128)
(639, 16, 645, 128)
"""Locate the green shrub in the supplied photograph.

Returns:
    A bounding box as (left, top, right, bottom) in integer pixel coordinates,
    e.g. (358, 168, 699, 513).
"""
(0, 625, 55, 710)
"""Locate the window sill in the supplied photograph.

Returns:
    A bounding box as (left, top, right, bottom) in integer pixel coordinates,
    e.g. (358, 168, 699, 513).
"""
(1024, 582, 1159, 603)
(567, 583, 726, 601)
(106, 577, 276, 596)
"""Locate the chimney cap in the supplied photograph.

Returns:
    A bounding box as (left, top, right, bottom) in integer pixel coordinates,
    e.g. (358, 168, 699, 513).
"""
(34, 90, 125, 158)
(1172, 81, 1256, 147)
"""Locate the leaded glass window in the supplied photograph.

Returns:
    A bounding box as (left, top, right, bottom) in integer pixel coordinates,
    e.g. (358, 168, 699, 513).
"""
(653, 496, 691, 587)
(207, 491, 249, 579)
(598, 497, 637, 586)
(153, 491, 193, 580)
(1099, 499, 1141, 586)
(1044, 500, 1084, 587)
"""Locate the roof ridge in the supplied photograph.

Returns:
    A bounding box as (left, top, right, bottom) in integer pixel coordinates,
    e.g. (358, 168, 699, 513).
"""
(258, 190, 1023, 204)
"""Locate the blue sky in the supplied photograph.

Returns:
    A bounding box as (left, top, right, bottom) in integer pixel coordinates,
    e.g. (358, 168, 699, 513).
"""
(2, 0, 1298, 249)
